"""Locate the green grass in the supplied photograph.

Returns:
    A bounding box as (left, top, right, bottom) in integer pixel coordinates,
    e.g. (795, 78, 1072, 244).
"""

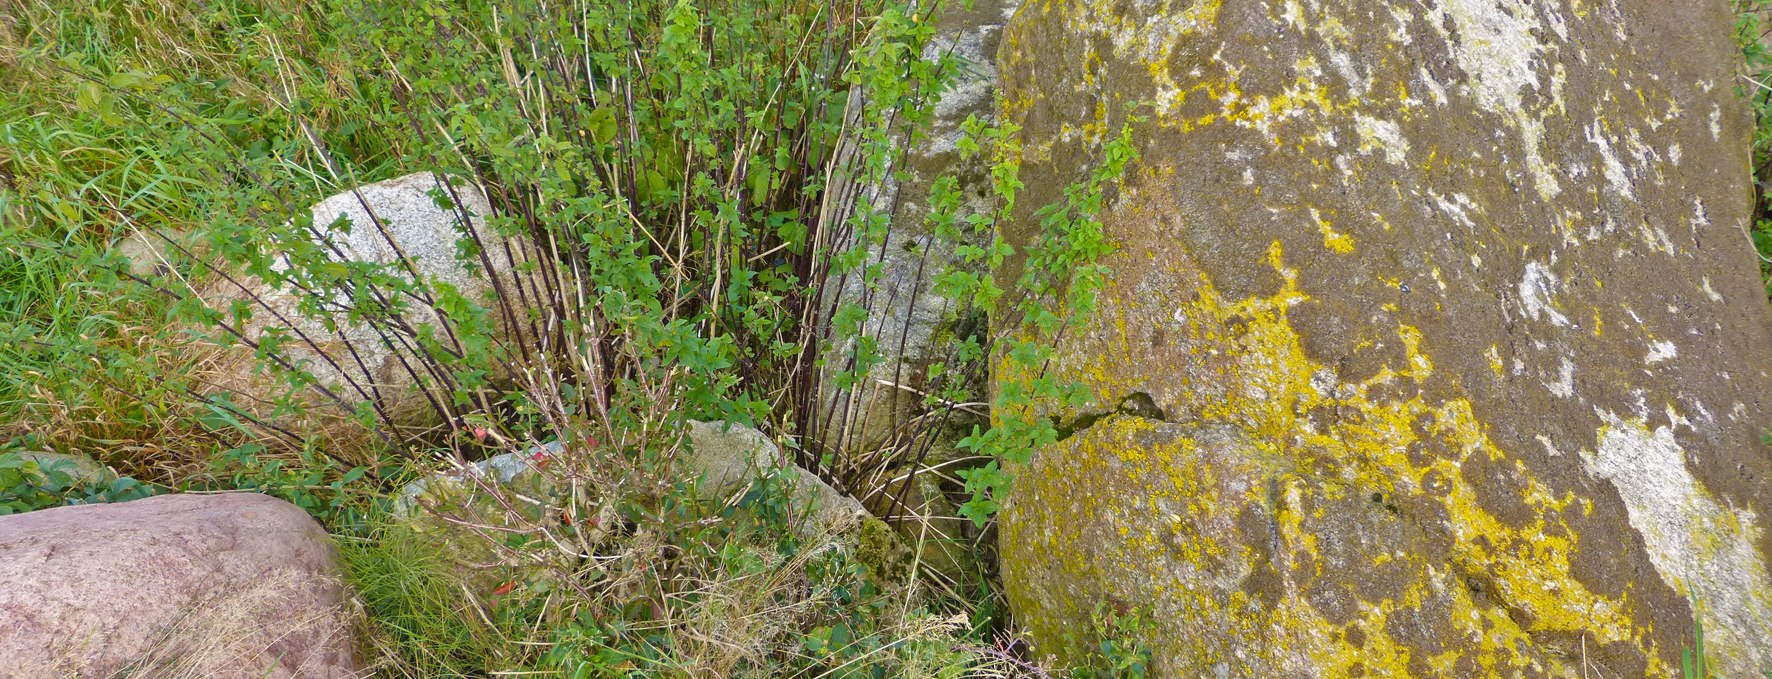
(340, 521, 534, 677)
(0, 0, 353, 479)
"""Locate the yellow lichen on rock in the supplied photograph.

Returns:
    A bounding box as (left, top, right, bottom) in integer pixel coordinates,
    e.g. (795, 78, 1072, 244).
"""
(1003, 243, 1670, 675)
(995, 0, 1772, 675)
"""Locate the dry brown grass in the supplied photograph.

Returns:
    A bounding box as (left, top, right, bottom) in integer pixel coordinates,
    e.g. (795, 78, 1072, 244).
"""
(0, 330, 254, 484)
(94, 569, 365, 679)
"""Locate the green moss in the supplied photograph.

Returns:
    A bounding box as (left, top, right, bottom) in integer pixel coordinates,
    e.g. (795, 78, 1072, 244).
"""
(856, 515, 916, 585)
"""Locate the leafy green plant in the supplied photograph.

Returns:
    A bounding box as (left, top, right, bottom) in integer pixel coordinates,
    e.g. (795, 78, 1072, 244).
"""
(2, 0, 1131, 673)
(0, 448, 155, 515)
(206, 442, 370, 523)
(0, 453, 84, 514)
(1056, 604, 1154, 679)
(1736, 1, 1772, 297)
(949, 122, 1139, 526)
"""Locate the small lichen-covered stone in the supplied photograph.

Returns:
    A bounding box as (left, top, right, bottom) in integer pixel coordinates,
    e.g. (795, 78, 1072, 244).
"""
(207, 171, 509, 438)
(994, 0, 1772, 676)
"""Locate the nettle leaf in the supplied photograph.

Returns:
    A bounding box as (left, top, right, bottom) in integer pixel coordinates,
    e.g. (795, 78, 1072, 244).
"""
(587, 106, 618, 145)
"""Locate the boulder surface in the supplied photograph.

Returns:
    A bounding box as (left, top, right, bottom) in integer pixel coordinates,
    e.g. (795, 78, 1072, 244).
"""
(688, 420, 873, 536)
(210, 171, 510, 434)
(995, 0, 1772, 676)
(821, 0, 1022, 452)
(0, 493, 362, 678)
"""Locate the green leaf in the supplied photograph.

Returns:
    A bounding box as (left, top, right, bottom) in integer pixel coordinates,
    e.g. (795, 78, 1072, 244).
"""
(587, 107, 618, 145)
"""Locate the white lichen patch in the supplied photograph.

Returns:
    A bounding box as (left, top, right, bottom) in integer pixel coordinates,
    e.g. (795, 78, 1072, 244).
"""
(1330, 50, 1370, 95)
(1585, 412, 1772, 672)
(1279, 0, 1307, 28)
(1645, 340, 1678, 365)
(1429, 0, 1562, 199)
(1418, 66, 1450, 106)
(1112, 0, 1222, 123)
(1429, 190, 1481, 230)
(1519, 261, 1572, 327)
(1543, 356, 1576, 398)
(1637, 220, 1678, 256)
(1702, 277, 1724, 303)
(1388, 5, 1415, 45)
(1107, 4, 1195, 65)
(1536, 434, 1563, 457)
(1354, 114, 1411, 164)
(1586, 118, 1636, 199)
(1429, 0, 1542, 113)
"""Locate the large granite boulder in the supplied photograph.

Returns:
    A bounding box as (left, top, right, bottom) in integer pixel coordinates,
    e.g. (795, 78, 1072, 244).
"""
(0, 493, 362, 677)
(995, 0, 1772, 675)
(820, 1, 1020, 452)
(208, 171, 519, 437)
